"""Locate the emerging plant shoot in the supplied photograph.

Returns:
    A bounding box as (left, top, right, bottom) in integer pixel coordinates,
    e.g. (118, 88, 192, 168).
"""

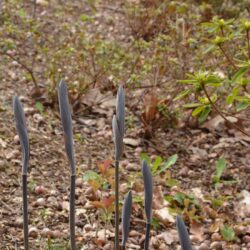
(13, 96, 30, 250)
(142, 160, 153, 250)
(112, 86, 125, 250)
(176, 215, 192, 250)
(121, 190, 132, 249)
(58, 80, 76, 250)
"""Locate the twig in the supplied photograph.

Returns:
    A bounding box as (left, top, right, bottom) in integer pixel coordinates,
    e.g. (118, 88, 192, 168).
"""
(202, 84, 250, 137)
(247, 29, 250, 59)
(1, 51, 38, 88)
(218, 44, 237, 70)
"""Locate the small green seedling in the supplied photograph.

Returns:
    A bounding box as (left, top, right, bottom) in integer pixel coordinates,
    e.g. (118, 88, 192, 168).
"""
(140, 153, 178, 176)
(212, 157, 237, 189)
(220, 225, 235, 242)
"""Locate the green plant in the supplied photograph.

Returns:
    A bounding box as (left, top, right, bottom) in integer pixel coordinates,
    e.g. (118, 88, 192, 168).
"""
(212, 157, 237, 189)
(165, 191, 201, 222)
(58, 80, 76, 249)
(220, 225, 236, 242)
(13, 96, 30, 250)
(177, 17, 250, 137)
(140, 153, 178, 176)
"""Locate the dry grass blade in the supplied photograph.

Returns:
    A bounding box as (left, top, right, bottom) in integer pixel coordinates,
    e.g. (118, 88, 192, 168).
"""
(116, 86, 125, 137)
(112, 115, 123, 162)
(58, 79, 75, 173)
(121, 190, 132, 248)
(13, 96, 29, 174)
(176, 215, 192, 250)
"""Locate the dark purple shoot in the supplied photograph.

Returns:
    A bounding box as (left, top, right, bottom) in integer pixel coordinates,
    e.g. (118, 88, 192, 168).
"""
(58, 80, 76, 250)
(13, 96, 29, 250)
(176, 215, 192, 250)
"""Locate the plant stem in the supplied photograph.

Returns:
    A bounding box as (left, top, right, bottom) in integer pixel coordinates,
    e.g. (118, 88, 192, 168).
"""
(1, 51, 38, 88)
(202, 84, 250, 137)
(115, 160, 120, 250)
(22, 174, 29, 250)
(218, 45, 237, 70)
(70, 174, 76, 250)
(144, 223, 151, 250)
(247, 29, 250, 59)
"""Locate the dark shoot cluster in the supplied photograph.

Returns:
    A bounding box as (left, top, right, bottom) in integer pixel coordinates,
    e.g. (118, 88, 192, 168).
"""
(13, 84, 192, 250)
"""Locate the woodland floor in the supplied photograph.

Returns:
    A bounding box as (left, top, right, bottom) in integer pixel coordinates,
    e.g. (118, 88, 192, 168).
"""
(0, 1, 250, 250)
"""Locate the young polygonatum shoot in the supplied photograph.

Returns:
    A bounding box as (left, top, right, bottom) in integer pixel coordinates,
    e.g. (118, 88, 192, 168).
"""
(121, 190, 132, 248)
(142, 160, 153, 250)
(58, 80, 76, 250)
(176, 215, 192, 250)
(13, 96, 29, 174)
(116, 86, 125, 137)
(13, 96, 30, 250)
(58, 79, 75, 174)
(112, 115, 123, 162)
(142, 160, 153, 223)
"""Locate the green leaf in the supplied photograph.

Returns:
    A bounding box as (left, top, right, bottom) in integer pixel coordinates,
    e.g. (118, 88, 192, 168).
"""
(183, 103, 202, 108)
(140, 153, 151, 166)
(232, 67, 249, 82)
(203, 44, 215, 54)
(158, 154, 178, 174)
(236, 102, 249, 111)
(226, 94, 234, 105)
(83, 170, 100, 181)
(166, 178, 179, 187)
(173, 89, 191, 101)
(35, 101, 44, 113)
(198, 106, 211, 123)
(220, 226, 235, 241)
(152, 156, 163, 174)
(215, 157, 227, 180)
(192, 106, 204, 116)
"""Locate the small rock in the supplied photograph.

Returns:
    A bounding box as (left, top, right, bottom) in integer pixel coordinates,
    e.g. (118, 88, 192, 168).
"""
(234, 225, 247, 236)
(76, 177, 83, 188)
(84, 224, 92, 232)
(126, 163, 139, 171)
(41, 228, 53, 238)
(211, 232, 221, 241)
(0, 160, 6, 171)
(35, 198, 45, 207)
(52, 230, 62, 239)
(210, 241, 222, 249)
(14, 135, 19, 144)
(6, 150, 19, 160)
(28, 227, 39, 238)
(179, 166, 189, 177)
(24, 107, 35, 116)
(243, 235, 250, 243)
(198, 243, 209, 250)
(33, 113, 44, 125)
(15, 217, 23, 228)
